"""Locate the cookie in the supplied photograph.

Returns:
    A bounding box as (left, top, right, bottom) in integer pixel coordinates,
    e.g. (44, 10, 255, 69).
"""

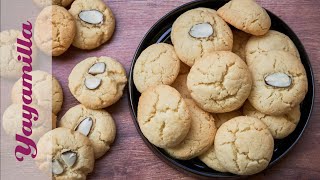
(68, 56, 127, 109)
(59, 104, 116, 159)
(137, 85, 191, 148)
(171, 8, 233, 66)
(217, 0, 271, 36)
(232, 30, 251, 61)
(133, 43, 180, 93)
(11, 70, 64, 114)
(164, 99, 216, 160)
(187, 51, 252, 113)
(69, 0, 115, 50)
(171, 74, 191, 99)
(243, 101, 300, 139)
(246, 30, 300, 64)
(33, 0, 74, 8)
(247, 51, 308, 115)
(199, 145, 228, 172)
(212, 110, 242, 128)
(36, 128, 95, 180)
(2, 104, 57, 141)
(215, 116, 274, 175)
(34, 5, 76, 56)
(0, 29, 37, 78)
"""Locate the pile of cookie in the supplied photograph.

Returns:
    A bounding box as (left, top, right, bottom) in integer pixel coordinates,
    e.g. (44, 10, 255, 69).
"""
(134, 0, 308, 175)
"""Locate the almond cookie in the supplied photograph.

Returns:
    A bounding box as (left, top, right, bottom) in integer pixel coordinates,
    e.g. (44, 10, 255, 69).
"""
(247, 51, 308, 115)
(68, 56, 127, 109)
(171, 74, 191, 99)
(232, 30, 251, 61)
(34, 5, 76, 56)
(11, 70, 63, 114)
(164, 99, 216, 160)
(33, 0, 74, 8)
(171, 8, 233, 67)
(36, 128, 95, 180)
(212, 110, 242, 129)
(243, 101, 300, 139)
(69, 0, 115, 50)
(218, 0, 271, 36)
(137, 85, 191, 148)
(187, 51, 252, 113)
(59, 104, 116, 159)
(215, 116, 274, 175)
(133, 43, 180, 93)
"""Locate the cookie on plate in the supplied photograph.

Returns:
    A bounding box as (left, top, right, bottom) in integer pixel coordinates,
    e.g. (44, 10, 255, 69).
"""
(34, 5, 76, 56)
(218, 0, 271, 36)
(243, 101, 300, 139)
(36, 128, 95, 180)
(68, 56, 127, 109)
(69, 0, 115, 50)
(164, 99, 216, 160)
(59, 104, 116, 159)
(232, 30, 251, 61)
(171, 8, 233, 66)
(212, 110, 242, 128)
(199, 145, 228, 173)
(137, 85, 191, 148)
(247, 51, 308, 115)
(187, 51, 252, 113)
(33, 0, 74, 8)
(133, 43, 180, 93)
(215, 116, 274, 175)
(11, 70, 64, 114)
(171, 74, 191, 99)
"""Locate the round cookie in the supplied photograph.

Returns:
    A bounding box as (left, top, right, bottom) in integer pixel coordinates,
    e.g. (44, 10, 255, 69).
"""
(217, 0, 271, 36)
(187, 51, 252, 113)
(243, 101, 300, 139)
(137, 85, 191, 148)
(247, 51, 308, 115)
(34, 5, 76, 56)
(11, 70, 63, 114)
(215, 116, 274, 175)
(171, 74, 191, 99)
(36, 128, 95, 180)
(232, 30, 251, 61)
(0, 29, 37, 78)
(68, 56, 127, 109)
(33, 0, 74, 8)
(171, 8, 233, 67)
(164, 99, 216, 160)
(2, 104, 57, 141)
(133, 43, 180, 93)
(69, 0, 115, 50)
(59, 104, 116, 159)
(199, 145, 228, 172)
(212, 110, 242, 128)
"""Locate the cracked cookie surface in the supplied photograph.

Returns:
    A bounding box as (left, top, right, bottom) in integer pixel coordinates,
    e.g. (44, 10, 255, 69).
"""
(137, 85, 191, 148)
(171, 8, 233, 67)
(33, 0, 74, 8)
(217, 0, 271, 36)
(69, 0, 115, 50)
(59, 104, 116, 159)
(36, 128, 95, 180)
(232, 29, 250, 61)
(68, 56, 127, 109)
(214, 116, 274, 175)
(133, 43, 180, 93)
(35, 5, 76, 56)
(11, 70, 63, 114)
(164, 99, 216, 160)
(247, 51, 308, 115)
(243, 101, 300, 139)
(187, 51, 252, 113)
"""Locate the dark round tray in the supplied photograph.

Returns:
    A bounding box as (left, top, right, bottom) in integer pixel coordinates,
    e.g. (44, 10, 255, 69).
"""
(128, 0, 315, 177)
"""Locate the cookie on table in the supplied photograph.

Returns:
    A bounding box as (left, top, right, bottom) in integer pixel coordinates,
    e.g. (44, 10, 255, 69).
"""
(199, 145, 228, 173)
(33, 0, 74, 8)
(11, 70, 64, 114)
(187, 51, 252, 113)
(217, 0, 271, 36)
(68, 56, 127, 109)
(69, 0, 115, 50)
(232, 30, 251, 61)
(247, 51, 308, 115)
(243, 101, 300, 139)
(34, 5, 76, 56)
(215, 116, 274, 175)
(137, 85, 191, 148)
(171, 74, 191, 99)
(171, 8, 233, 67)
(133, 43, 180, 93)
(36, 128, 94, 180)
(164, 99, 216, 160)
(59, 104, 116, 159)
(212, 110, 242, 128)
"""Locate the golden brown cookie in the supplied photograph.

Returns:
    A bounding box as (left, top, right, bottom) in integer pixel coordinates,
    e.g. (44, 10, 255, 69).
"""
(199, 145, 228, 172)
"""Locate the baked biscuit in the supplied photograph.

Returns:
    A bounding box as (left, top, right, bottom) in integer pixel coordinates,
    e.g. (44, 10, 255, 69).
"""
(171, 74, 191, 99)
(212, 110, 242, 128)
(199, 145, 228, 172)
(232, 30, 250, 61)
(33, 0, 74, 8)
(171, 8, 233, 66)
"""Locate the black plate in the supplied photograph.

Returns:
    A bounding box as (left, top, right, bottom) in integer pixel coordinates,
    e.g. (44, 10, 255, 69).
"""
(128, 0, 315, 177)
